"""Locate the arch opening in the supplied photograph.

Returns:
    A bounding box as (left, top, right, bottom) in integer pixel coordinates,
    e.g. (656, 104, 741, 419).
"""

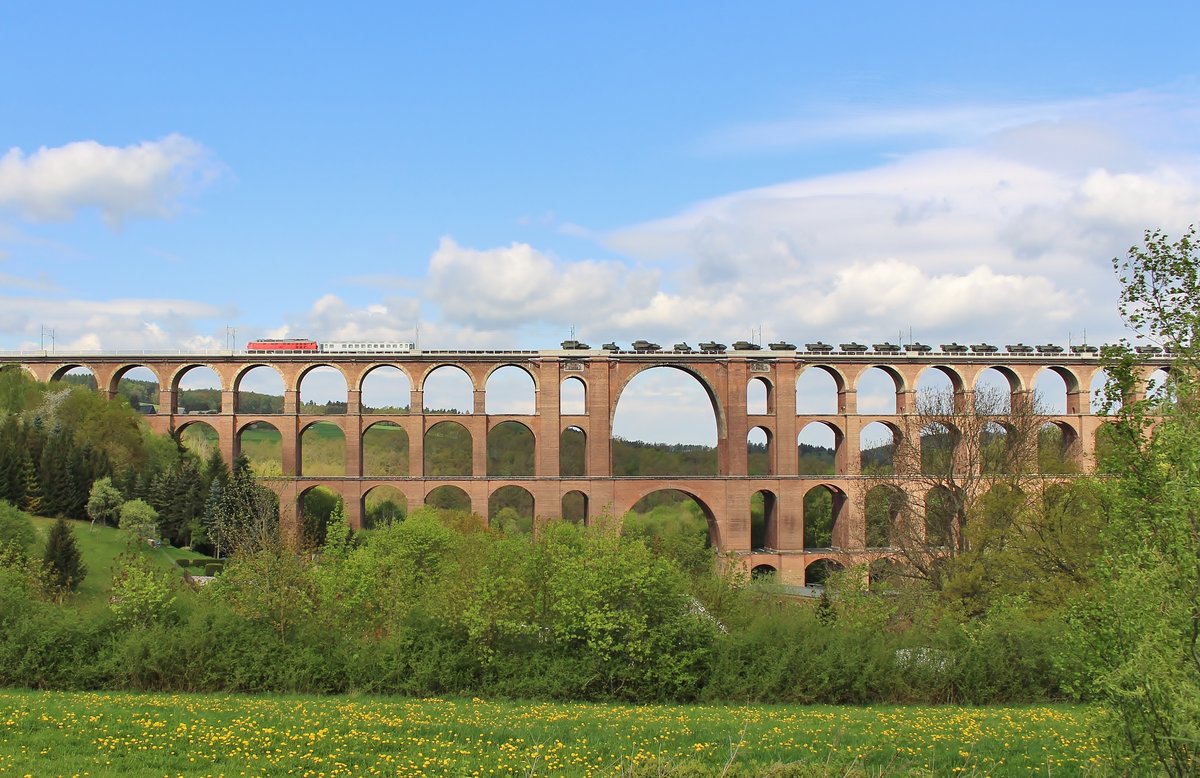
(747, 377, 770, 415)
(236, 366, 284, 413)
(1038, 421, 1078, 474)
(805, 558, 844, 586)
(1033, 368, 1070, 415)
(423, 365, 474, 414)
(425, 420, 473, 477)
(623, 489, 716, 573)
(920, 422, 959, 475)
(52, 365, 97, 390)
(300, 485, 344, 549)
(560, 426, 586, 477)
(865, 485, 906, 548)
(916, 366, 962, 396)
(485, 365, 535, 414)
(748, 426, 772, 476)
(299, 366, 348, 415)
(751, 564, 777, 581)
(560, 376, 586, 415)
(363, 421, 409, 476)
(975, 368, 1016, 414)
(178, 421, 219, 461)
(798, 422, 839, 476)
(489, 485, 534, 535)
(796, 366, 840, 414)
(860, 421, 898, 474)
(856, 367, 900, 414)
(361, 365, 412, 413)
(426, 485, 471, 513)
(363, 485, 407, 529)
(116, 366, 160, 414)
(175, 365, 222, 414)
(612, 367, 718, 477)
(562, 490, 588, 524)
(751, 489, 777, 550)
(487, 421, 534, 477)
(1091, 369, 1120, 414)
(237, 421, 282, 476)
(803, 485, 844, 549)
(300, 421, 346, 477)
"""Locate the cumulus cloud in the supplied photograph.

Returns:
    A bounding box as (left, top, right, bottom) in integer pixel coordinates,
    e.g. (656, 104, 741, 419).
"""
(0, 296, 225, 351)
(426, 237, 660, 331)
(604, 130, 1200, 345)
(0, 134, 217, 226)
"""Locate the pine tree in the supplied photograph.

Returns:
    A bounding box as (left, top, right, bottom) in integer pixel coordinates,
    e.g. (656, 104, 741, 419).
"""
(42, 517, 86, 594)
(19, 452, 41, 515)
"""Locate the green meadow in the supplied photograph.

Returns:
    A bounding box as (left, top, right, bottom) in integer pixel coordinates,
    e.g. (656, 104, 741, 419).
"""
(0, 690, 1114, 777)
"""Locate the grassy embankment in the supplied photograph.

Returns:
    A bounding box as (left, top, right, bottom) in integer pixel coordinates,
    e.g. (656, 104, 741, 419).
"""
(28, 516, 210, 611)
(0, 689, 1113, 777)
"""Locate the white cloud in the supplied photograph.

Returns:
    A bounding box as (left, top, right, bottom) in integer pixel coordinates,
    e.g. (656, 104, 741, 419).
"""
(1, 296, 225, 351)
(0, 134, 217, 226)
(604, 133, 1200, 345)
(425, 237, 660, 331)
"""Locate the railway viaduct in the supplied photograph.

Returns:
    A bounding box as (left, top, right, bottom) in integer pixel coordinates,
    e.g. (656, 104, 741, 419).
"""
(2, 346, 1167, 584)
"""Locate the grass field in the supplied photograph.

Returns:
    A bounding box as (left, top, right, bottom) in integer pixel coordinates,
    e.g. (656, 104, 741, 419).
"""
(0, 690, 1115, 776)
(29, 517, 208, 611)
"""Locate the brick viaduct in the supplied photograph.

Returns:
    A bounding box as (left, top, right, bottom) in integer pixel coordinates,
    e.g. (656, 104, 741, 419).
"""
(4, 347, 1167, 584)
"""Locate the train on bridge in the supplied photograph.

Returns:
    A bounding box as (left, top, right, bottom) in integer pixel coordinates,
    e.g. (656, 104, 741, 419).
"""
(246, 337, 1154, 357)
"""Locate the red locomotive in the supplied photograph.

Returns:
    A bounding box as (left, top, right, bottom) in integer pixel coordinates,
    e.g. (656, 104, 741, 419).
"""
(245, 338, 319, 353)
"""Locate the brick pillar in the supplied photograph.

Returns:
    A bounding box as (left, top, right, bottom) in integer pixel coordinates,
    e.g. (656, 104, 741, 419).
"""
(222, 389, 236, 414)
(724, 361, 749, 476)
(774, 363, 798, 476)
(589, 361, 613, 477)
(536, 362, 561, 477)
(283, 390, 299, 414)
(409, 417, 425, 478)
(344, 416, 362, 477)
(159, 387, 176, 414)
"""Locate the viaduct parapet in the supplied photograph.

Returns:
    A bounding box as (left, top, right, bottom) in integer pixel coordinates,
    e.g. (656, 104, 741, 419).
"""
(1, 346, 1166, 584)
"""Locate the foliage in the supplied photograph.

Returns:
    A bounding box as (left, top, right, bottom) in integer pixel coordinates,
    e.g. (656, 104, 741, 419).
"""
(861, 385, 1050, 594)
(1062, 225, 1200, 776)
(0, 501, 36, 556)
(119, 499, 160, 541)
(42, 517, 86, 595)
(109, 550, 179, 629)
(85, 477, 124, 528)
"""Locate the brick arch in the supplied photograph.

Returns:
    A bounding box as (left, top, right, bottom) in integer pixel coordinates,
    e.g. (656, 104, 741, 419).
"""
(799, 364, 848, 392)
(853, 364, 905, 393)
(917, 364, 966, 393)
(232, 363, 285, 392)
(976, 364, 1023, 393)
(1034, 364, 1082, 395)
(417, 362, 477, 392)
(107, 362, 166, 395)
(49, 363, 96, 383)
(482, 361, 539, 391)
(615, 484, 725, 551)
(747, 374, 773, 414)
(356, 362, 414, 393)
(611, 363, 726, 438)
(293, 362, 352, 393)
(168, 362, 227, 393)
(424, 483, 472, 512)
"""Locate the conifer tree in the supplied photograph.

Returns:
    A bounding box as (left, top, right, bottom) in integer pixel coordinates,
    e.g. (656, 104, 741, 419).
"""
(19, 452, 41, 515)
(42, 517, 86, 594)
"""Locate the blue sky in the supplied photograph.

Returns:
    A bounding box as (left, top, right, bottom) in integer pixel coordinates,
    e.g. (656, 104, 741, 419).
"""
(2, 2, 1199, 441)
